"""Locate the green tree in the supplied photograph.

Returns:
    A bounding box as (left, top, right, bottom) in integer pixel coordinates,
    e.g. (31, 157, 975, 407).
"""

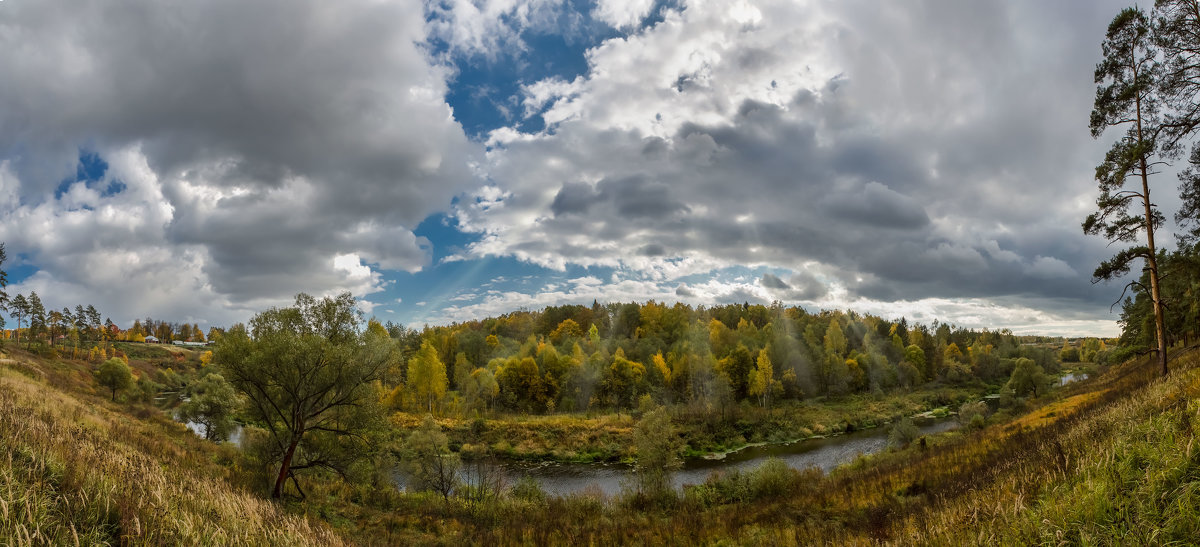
(401, 415, 460, 501)
(631, 407, 683, 499)
(463, 367, 499, 412)
(214, 292, 390, 499)
(1154, 1, 1200, 249)
(9, 294, 27, 347)
(904, 344, 927, 380)
(178, 372, 240, 442)
(96, 357, 132, 401)
(0, 243, 7, 316)
(27, 291, 45, 347)
(408, 340, 448, 413)
(1086, 6, 1169, 375)
(1007, 357, 1052, 398)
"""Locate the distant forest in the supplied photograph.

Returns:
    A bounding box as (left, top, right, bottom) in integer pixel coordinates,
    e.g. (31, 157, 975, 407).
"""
(371, 301, 1100, 415)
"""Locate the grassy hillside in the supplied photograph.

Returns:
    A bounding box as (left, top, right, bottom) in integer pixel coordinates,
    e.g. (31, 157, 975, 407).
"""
(0, 348, 344, 546)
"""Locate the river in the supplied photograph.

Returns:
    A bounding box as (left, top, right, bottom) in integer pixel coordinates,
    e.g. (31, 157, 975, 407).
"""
(401, 417, 959, 498)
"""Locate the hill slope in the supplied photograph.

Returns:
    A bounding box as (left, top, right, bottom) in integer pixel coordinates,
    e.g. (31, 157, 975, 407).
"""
(0, 350, 344, 546)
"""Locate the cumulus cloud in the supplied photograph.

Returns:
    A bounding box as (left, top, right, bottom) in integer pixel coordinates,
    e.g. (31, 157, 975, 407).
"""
(0, 0, 476, 323)
(450, 0, 1126, 333)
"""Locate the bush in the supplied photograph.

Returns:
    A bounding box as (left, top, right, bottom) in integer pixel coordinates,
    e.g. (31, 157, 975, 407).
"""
(509, 475, 547, 505)
(887, 418, 920, 450)
(748, 457, 795, 498)
(958, 401, 989, 430)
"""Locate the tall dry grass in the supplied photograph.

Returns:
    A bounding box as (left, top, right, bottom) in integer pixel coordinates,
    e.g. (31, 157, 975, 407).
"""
(0, 362, 345, 546)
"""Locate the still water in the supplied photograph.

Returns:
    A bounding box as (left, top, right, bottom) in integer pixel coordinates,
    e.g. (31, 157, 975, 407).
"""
(403, 418, 959, 498)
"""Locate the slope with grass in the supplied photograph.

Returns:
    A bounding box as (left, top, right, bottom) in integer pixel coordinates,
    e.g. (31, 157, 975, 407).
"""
(0, 349, 345, 546)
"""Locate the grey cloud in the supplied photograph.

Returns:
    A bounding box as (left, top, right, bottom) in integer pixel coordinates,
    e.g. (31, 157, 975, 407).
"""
(455, 0, 1128, 319)
(0, 0, 475, 308)
(760, 273, 791, 289)
(675, 284, 696, 297)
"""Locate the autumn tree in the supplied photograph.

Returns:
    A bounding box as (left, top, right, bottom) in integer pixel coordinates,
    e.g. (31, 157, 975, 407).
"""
(463, 367, 499, 412)
(408, 340, 448, 413)
(604, 348, 645, 414)
(1086, 7, 1169, 375)
(748, 348, 775, 407)
(214, 292, 390, 499)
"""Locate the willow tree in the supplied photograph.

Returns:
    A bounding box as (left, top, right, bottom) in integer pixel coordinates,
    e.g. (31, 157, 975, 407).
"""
(215, 292, 391, 499)
(1087, 7, 1169, 375)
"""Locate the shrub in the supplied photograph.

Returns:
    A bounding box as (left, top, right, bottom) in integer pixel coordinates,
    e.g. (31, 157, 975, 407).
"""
(958, 401, 989, 430)
(887, 418, 920, 450)
(509, 475, 547, 505)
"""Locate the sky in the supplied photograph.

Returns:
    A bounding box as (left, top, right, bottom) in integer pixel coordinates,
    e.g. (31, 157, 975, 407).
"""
(0, 0, 1156, 337)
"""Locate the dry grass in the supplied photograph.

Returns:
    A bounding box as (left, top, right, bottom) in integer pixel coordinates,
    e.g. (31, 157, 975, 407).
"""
(0, 358, 345, 546)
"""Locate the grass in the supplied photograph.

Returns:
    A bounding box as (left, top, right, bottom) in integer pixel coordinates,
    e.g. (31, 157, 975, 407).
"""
(0, 350, 344, 546)
(3, 341, 1196, 545)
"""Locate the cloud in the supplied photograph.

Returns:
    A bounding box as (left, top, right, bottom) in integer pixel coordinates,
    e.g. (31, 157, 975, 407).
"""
(760, 273, 790, 290)
(451, 0, 1126, 328)
(0, 0, 477, 323)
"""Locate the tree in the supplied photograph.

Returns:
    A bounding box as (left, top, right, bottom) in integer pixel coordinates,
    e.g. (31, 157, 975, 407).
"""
(1007, 357, 1052, 398)
(0, 243, 7, 333)
(1155, 1, 1200, 247)
(1086, 7, 1169, 375)
(408, 340, 448, 413)
(178, 373, 239, 442)
(604, 348, 645, 414)
(27, 291, 45, 347)
(748, 348, 775, 407)
(85, 305, 101, 340)
(631, 407, 682, 499)
(9, 294, 27, 347)
(401, 415, 460, 501)
(464, 367, 499, 412)
(214, 292, 390, 499)
(904, 344, 928, 380)
(96, 357, 132, 401)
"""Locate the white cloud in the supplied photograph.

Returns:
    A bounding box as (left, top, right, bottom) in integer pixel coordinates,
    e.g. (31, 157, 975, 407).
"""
(592, 0, 655, 29)
(0, 0, 476, 324)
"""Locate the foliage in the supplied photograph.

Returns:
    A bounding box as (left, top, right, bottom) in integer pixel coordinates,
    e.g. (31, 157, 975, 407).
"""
(1007, 357, 1053, 398)
(96, 357, 132, 401)
(401, 415, 460, 500)
(214, 292, 390, 498)
(177, 372, 239, 442)
(408, 340, 448, 413)
(886, 417, 920, 450)
(630, 407, 683, 500)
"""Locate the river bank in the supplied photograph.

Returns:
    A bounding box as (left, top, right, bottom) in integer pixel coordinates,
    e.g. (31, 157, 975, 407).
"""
(388, 385, 983, 464)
